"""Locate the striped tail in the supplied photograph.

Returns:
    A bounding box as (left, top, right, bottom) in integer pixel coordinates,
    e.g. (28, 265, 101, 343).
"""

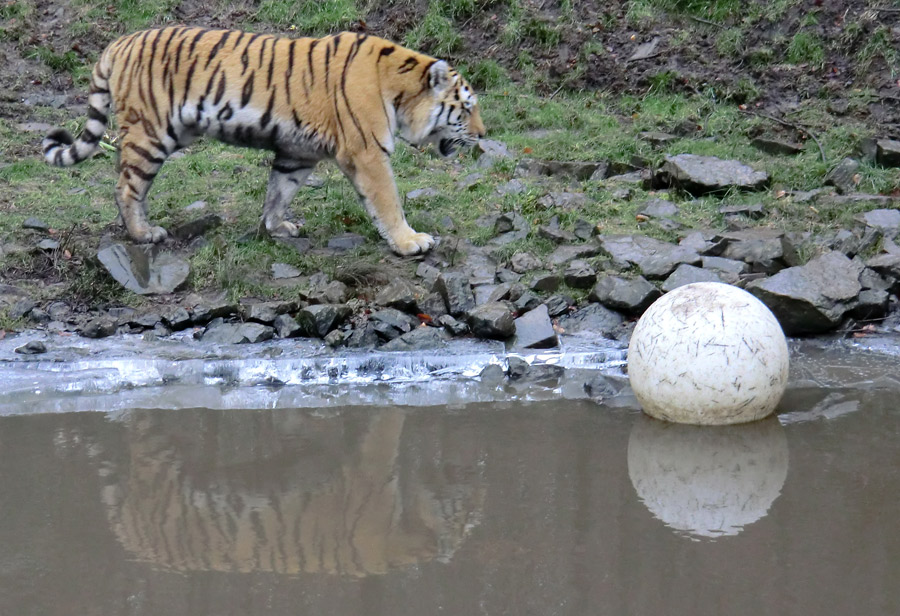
(43, 58, 112, 167)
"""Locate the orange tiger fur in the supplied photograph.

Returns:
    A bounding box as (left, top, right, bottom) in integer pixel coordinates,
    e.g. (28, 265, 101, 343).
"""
(43, 27, 485, 255)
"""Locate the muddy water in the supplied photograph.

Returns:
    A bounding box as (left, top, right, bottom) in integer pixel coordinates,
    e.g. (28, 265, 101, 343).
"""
(0, 387, 897, 615)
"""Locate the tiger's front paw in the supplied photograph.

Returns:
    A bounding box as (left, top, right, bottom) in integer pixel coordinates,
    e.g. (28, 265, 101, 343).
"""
(266, 220, 301, 238)
(392, 230, 435, 256)
(131, 225, 168, 244)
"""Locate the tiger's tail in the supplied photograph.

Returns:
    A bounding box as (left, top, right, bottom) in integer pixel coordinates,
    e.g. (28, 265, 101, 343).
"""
(43, 52, 113, 167)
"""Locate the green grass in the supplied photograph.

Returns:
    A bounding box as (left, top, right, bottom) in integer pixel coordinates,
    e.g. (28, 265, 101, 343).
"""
(255, 0, 360, 34)
(404, 3, 463, 57)
(786, 30, 825, 68)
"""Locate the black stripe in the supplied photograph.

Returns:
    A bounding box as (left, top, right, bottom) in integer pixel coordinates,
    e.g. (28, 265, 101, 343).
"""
(267, 41, 276, 89)
(127, 143, 165, 165)
(241, 33, 264, 74)
(213, 72, 227, 105)
(241, 71, 255, 107)
(398, 56, 418, 73)
(55, 149, 64, 165)
(372, 132, 389, 155)
(166, 123, 178, 143)
(307, 40, 318, 86)
(173, 37, 186, 74)
(324, 44, 331, 86)
(205, 30, 231, 68)
(339, 38, 367, 147)
(204, 63, 219, 97)
(183, 57, 199, 105)
(292, 109, 303, 128)
(123, 164, 156, 182)
(258, 36, 267, 68)
(232, 31, 246, 49)
(188, 28, 209, 57)
(333, 34, 341, 54)
(217, 104, 233, 121)
(81, 131, 102, 144)
(272, 161, 308, 174)
(260, 90, 275, 128)
(88, 106, 107, 124)
(377, 46, 395, 62)
(285, 40, 295, 104)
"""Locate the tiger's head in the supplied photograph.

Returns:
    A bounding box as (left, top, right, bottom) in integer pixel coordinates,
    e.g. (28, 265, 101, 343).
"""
(402, 61, 486, 157)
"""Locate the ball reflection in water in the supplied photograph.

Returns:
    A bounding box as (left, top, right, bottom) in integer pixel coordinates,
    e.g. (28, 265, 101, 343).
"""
(627, 415, 789, 539)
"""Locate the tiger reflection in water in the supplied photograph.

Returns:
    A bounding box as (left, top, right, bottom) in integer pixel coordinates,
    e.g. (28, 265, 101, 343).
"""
(100, 408, 485, 576)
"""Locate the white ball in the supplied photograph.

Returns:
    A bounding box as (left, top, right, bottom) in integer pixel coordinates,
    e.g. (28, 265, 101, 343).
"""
(627, 282, 789, 425)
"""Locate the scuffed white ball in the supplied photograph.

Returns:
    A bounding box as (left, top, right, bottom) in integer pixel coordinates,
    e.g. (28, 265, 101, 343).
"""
(627, 282, 789, 425)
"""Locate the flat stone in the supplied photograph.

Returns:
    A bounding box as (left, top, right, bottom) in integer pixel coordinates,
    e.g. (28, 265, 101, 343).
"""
(597, 234, 679, 269)
(574, 219, 595, 241)
(656, 154, 769, 195)
(458, 173, 484, 190)
(161, 306, 192, 330)
(184, 200, 207, 212)
(22, 217, 50, 231)
(97, 243, 190, 295)
(876, 139, 900, 167)
(538, 225, 578, 243)
(510, 252, 542, 273)
(417, 292, 449, 319)
(275, 237, 312, 254)
(514, 159, 604, 181)
(370, 308, 421, 341)
(537, 192, 589, 210)
(240, 300, 296, 324)
(172, 213, 223, 240)
(556, 303, 624, 337)
(80, 317, 118, 339)
(15, 340, 48, 354)
(751, 137, 803, 156)
(496, 179, 526, 196)
(530, 272, 561, 293)
(701, 255, 749, 284)
(271, 262, 301, 279)
(495, 212, 529, 235)
(327, 233, 366, 251)
(381, 326, 447, 351)
(375, 279, 426, 313)
(718, 203, 765, 219)
(746, 251, 863, 335)
(639, 131, 677, 146)
(637, 198, 679, 219)
(513, 290, 542, 313)
(512, 304, 558, 349)
(16, 122, 54, 133)
(406, 187, 440, 200)
(661, 264, 724, 292)
(638, 244, 702, 279)
(475, 140, 512, 168)
(548, 243, 601, 267)
(36, 239, 59, 251)
(344, 323, 379, 348)
(308, 280, 350, 305)
(824, 158, 861, 194)
(467, 302, 516, 340)
(416, 262, 441, 287)
(436, 314, 469, 336)
(273, 314, 302, 338)
(433, 272, 475, 317)
(563, 260, 597, 288)
(590, 275, 661, 315)
(847, 288, 890, 321)
(544, 294, 574, 317)
(297, 304, 352, 338)
(202, 321, 275, 344)
(708, 228, 785, 265)
(856, 209, 900, 237)
(324, 329, 346, 347)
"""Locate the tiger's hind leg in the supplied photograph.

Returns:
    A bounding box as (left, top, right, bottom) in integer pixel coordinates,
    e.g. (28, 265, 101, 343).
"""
(115, 125, 169, 243)
(262, 157, 315, 238)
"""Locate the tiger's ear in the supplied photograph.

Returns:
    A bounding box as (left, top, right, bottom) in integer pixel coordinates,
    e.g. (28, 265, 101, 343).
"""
(428, 61, 451, 92)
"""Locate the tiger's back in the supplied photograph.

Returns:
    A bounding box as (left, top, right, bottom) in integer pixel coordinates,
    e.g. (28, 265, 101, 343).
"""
(43, 26, 485, 255)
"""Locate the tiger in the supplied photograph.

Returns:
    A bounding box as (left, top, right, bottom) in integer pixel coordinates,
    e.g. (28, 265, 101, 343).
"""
(42, 26, 486, 256)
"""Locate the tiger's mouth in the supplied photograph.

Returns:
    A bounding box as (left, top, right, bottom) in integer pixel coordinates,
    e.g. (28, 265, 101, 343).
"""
(439, 138, 457, 157)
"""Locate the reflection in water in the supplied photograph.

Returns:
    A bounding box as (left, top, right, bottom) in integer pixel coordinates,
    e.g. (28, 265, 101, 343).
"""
(627, 415, 789, 539)
(100, 408, 485, 577)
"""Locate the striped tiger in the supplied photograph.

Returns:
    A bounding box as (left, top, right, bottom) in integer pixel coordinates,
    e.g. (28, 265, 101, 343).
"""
(42, 27, 486, 255)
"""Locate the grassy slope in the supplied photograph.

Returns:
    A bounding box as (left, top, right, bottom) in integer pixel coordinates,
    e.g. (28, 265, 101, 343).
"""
(1, 0, 898, 311)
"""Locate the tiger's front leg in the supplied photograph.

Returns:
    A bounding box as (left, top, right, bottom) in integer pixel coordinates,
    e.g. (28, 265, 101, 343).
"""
(337, 152, 435, 256)
(262, 157, 316, 238)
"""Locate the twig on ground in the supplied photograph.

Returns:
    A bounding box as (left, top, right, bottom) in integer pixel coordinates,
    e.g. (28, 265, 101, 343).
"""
(740, 110, 827, 163)
(689, 16, 724, 28)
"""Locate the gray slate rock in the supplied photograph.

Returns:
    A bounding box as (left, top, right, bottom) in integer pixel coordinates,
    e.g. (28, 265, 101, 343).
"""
(271, 262, 301, 279)
(544, 294, 574, 317)
(468, 302, 516, 340)
(308, 280, 350, 305)
(161, 306, 192, 330)
(876, 139, 900, 168)
(80, 317, 118, 339)
(563, 260, 597, 288)
(719, 203, 765, 219)
(824, 158, 860, 194)
(746, 251, 863, 335)
(510, 252, 542, 273)
(241, 300, 296, 324)
(548, 243, 601, 266)
(36, 239, 59, 251)
(589, 275, 661, 315)
(370, 308, 421, 341)
(708, 228, 785, 265)
(638, 244, 702, 279)
(538, 225, 578, 243)
(856, 209, 900, 238)
(657, 154, 769, 195)
(530, 272, 561, 293)
(433, 272, 475, 316)
(297, 304, 352, 338)
(436, 314, 469, 336)
(375, 279, 425, 313)
(597, 234, 689, 272)
(172, 214, 223, 240)
(512, 304, 558, 349)
(475, 139, 512, 168)
(417, 292, 449, 319)
(327, 233, 366, 251)
(701, 255, 750, 284)
(557, 303, 624, 337)
(515, 159, 604, 181)
(537, 192, 589, 210)
(381, 326, 447, 351)
(273, 314, 302, 338)
(22, 217, 50, 231)
(15, 340, 47, 354)
(202, 321, 275, 344)
(750, 137, 803, 156)
(847, 288, 890, 321)
(406, 187, 440, 200)
(97, 243, 190, 295)
(637, 198, 679, 219)
(661, 264, 724, 292)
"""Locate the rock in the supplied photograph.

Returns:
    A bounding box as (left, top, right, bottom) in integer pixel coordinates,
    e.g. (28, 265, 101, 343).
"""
(202, 321, 275, 344)
(590, 275, 661, 315)
(746, 251, 863, 335)
(297, 304, 352, 338)
(639, 131, 677, 147)
(856, 209, 900, 238)
(417, 292, 449, 319)
(184, 200, 207, 212)
(474, 284, 498, 306)
(375, 279, 425, 313)
(513, 290, 542, 313)
(97, 243, 190, 295)
(824, 158, 861, 194)
(512, 304, 558, 349)
(514, 159, 604, 181)
(381, 326, 447, 351)
(876, 139, 900, 167)
(496, 268, 522, 283)
(547, 243, 601, 267)
(406, 187, 440, 200)
(416, 262, 441, 287)
(271, 262, 301, 279)
(475, 139, 512, 168)
(538, 225, 578, 243)
(467, 302, 516, 339)
(190, 297, 239, 324)
(80, 317, 118, 339)
(28, 307, 50, 324)
(345, 323, 379, 348)
(530, 272, 561, 293)
(273, 314, 302, 338)
(240, 300, 296, 324)
(638, 244, 702, 279)
(495, 212, 529, 234)
(275, 236, 312, 254)
(557, 303, 624, 337)
(16, 122, 54, 133)
(637, 198, 679, 219)
(308, 280, 350, 305)
(656, 154, 769, 195)
(701, 255, 750, 284)
(661, 264, 724, 292)
(324, 329, 346, 347)
(22, 217, 49, 231)
(583, 373, 627, 400)
(161, 306, 192, 330)
(327, 232, 366, 251)
(629, 36, 660, 61)
(544, 294, 574, 317)
(597, 234, 681, 270)
(563, 260, 597, 288)
(172, 213, 223, 240)
(750, 137, 803, 156)
(679, 230, 716, 254)
(506, 357, 565, 382)
(464, 254, 497, 286)
(36, 239, 59, 251)
(574, 219, 595, 241)
(847, 288, 890, 321)
(458, 173, 484, 190)
(496, 179, 526, 196)
(719, 203, 765, 219)
(708, 228, 785, 266)
(607, 171, 644, 185)
(433, 272, 475, 317)
(437, 314, 469, 336)
(537, 192, 588, 210)
(15, 340, 47, 354)
(370, 308, 421, 341)
(510, 252, 542, 273)
(866, 252, 900, 280)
